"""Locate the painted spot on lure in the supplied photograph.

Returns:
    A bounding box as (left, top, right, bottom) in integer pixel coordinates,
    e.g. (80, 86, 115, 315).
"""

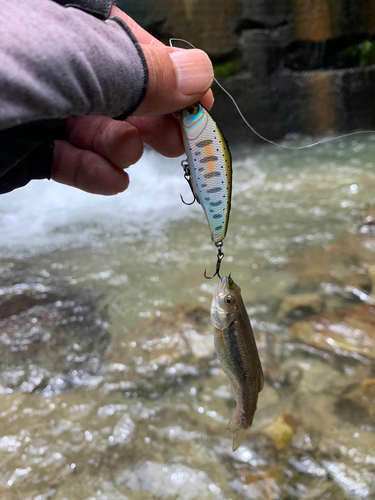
(180, 103, 232, 245)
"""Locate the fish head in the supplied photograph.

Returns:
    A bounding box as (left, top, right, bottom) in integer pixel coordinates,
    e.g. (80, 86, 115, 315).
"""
(181, 103, 208, 140)
(211, 275, 241, 330)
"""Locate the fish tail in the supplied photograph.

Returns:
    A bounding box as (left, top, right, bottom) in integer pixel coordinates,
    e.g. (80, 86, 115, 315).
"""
(232, 426, 247, 452)
(228, 418, 247, 451)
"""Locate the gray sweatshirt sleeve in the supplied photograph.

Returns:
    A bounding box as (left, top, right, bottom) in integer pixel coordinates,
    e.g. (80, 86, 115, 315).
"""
(54, 0, 113, 20)
(0, 0, 148, 131)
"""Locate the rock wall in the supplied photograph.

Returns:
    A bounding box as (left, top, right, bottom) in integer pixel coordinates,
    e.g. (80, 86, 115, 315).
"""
(118, 0, 375, 143)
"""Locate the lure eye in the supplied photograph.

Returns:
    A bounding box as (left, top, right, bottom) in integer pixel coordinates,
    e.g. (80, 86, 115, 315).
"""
(187, 104, 200, 115)
(225, 294, 235, 306)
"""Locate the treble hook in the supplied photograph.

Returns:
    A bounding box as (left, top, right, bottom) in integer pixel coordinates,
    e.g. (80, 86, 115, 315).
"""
(204, 242, 224, 280)
(180, 193, 195, 206)
(180, 159, 198, 206)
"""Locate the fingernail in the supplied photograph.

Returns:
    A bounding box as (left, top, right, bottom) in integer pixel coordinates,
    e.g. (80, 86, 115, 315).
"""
(170, 49, 213, 96)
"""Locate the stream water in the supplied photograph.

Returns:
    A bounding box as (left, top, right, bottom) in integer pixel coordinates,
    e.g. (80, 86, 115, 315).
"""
(1, 137, 375, 499)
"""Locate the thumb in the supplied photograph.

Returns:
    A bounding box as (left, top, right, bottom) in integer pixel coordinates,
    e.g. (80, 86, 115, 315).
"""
(134, 46, 214, 116)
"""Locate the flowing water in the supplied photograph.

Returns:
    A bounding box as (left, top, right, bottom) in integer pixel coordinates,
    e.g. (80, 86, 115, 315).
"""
(1, 137, 375, 499)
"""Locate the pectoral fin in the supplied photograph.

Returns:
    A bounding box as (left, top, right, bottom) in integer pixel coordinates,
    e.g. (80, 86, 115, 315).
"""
(215, 329, 225, 352)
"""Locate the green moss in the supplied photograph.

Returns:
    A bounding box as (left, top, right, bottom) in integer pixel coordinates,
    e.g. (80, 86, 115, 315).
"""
(359, 40, 375, 67)
(213, 60, 238, 78)
(339, 39, 375, 68)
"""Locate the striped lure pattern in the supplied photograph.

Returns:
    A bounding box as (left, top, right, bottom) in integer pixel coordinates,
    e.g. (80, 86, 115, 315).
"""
(180, 103, 232, 244)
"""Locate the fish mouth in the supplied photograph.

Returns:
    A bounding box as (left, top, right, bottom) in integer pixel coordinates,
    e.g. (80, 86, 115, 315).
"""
(212, 276, 230, 301)
(219, 275, 230, 291)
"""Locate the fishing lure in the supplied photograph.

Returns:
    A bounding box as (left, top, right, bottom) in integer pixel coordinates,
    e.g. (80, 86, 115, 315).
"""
(179, 103, 232, 279)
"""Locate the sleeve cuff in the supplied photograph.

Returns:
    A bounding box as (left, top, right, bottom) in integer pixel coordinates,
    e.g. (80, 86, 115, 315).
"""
(54, 0, 113, 20)
(0, 141, 55, 194)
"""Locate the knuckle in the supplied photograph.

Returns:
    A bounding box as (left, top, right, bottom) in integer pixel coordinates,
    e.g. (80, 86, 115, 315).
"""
(91, 117, 111, 155)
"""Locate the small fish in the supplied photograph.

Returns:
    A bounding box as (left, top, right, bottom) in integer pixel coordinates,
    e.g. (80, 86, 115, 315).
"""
(211, 275, 264, 451)
(180, 103, 232, 246)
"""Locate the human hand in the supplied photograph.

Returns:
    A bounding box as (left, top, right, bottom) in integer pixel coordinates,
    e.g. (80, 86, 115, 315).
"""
(52, 7, 214, 195)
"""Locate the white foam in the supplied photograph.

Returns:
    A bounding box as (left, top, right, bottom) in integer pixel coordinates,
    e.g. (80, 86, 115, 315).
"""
(0, 150, 194, 255)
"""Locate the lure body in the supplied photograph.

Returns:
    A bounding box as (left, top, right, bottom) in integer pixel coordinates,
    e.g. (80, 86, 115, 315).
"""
(211, 276, 264, 451)
(180, 103, 232, 244)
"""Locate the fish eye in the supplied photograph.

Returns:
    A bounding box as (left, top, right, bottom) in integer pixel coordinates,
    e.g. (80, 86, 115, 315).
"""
(225, 294, 235, 306)
(187, 104, 200, 115)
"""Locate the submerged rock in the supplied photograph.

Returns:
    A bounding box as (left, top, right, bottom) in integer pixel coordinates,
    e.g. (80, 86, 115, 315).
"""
(320, 460, 375, 498)
(115, 461, 227, 500)
(107, 306, 216, 396)
(283, 231, 375, 296)
(336, 378, 375, 425)
(125, 305, 213, 362)
(0, 288, 109, 394)
(229, 466, 282, 500)
(289, 304, 375, 360)
(277, 293, 324, 322)
(358, 204, 375, 236)
(368, 264, 375, 293)
(295, 358, 353, 396)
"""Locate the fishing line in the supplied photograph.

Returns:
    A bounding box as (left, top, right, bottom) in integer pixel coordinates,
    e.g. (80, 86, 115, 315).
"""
(170, 37, 375, 150)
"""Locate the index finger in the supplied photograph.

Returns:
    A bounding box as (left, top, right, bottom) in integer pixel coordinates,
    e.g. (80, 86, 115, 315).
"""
(109, 5, 165, 47)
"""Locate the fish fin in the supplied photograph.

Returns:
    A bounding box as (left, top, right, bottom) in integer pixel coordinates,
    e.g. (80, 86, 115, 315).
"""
(232, 427, 247, 452)
(228, 418, 247, 452)
(216, 329, 226, 352)
(258, 366, 264, 392)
